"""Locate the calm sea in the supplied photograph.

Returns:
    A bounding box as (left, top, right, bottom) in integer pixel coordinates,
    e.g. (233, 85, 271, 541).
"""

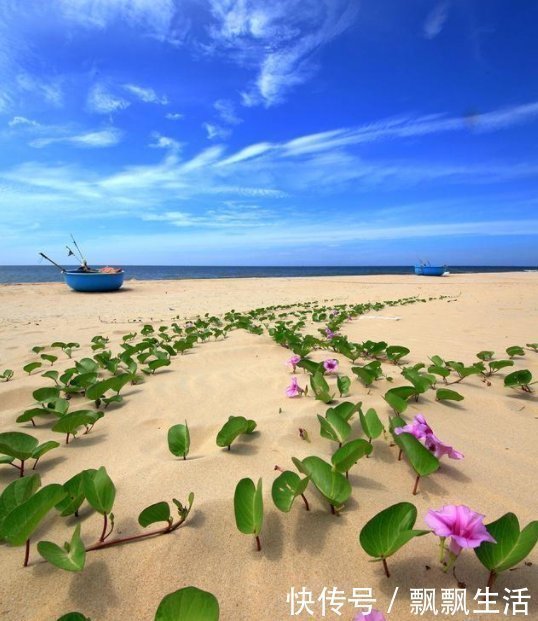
(0, 265, 535, 284)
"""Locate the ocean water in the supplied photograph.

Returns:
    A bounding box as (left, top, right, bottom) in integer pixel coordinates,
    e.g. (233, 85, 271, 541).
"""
(0, 265, 535, 284)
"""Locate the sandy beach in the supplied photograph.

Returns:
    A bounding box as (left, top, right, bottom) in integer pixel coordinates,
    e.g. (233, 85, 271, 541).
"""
(0, 272, 537, 621)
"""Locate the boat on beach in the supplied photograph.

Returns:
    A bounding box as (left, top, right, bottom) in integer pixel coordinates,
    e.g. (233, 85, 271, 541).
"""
(39, 236, 125, 292)
(414, 263, 448, 276)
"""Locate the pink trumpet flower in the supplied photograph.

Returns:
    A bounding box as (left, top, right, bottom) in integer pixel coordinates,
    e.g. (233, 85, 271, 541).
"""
(425, 505, 496, 557)
(286, 355, 301, 372)
(325, 328, 336, 340)
(353, 611, 386, 621)
(323, 358, 339, 373)
(394, 414, 432, 439)
(424, 434, 464, 460)
(286, 377, 304, 398)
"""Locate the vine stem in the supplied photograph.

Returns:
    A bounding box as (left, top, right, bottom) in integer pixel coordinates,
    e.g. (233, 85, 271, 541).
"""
(300, 494, 310, 512)
(382, 558, 390, 578)
(99, 513, 108, 542)
(23, 539, 30, 567)
(487, 570, 497, 588)
(412, 474, 420, 495)
(255, 535, 261, 552)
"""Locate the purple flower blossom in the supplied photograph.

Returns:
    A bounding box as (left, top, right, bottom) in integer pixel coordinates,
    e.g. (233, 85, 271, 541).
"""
(424, 434, 464, 460)
(325, 328, 336, 340)
(353, 611, 386, 621)
(286, 377, 304, 398)
(425, 504, 496, 557)
(395, 414, 463, 460)
(286, 355, 301, 372)
(323, 358, 339, 373)
(394, 414, 432, 439)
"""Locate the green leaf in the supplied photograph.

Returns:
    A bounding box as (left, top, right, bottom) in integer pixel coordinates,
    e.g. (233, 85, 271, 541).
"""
(1, 484, 66, 546)
(298, 456, 351, 509)
(41, 353, 58, 366)
(57, 613, 90, 621)
(83, 467, 116, 515)
(506, 345, 525, 358)
(386, 345, 410, 363)
(147, 358, 171, 373)
(33, 386, 60, 403)
(310, 371, 334, 403)
(336, 375, 351, 397)
(504, 369, 533, 388)
(37, 524, 86, 572)
(32, 440, 60, 461)
(331, 439, 372, 473)
(0, 432, 39, 461)
(383, 388, 409, 415)
(168, 422, 190, 459)
(271, 471, 310, 513)
(436, 388, 464, 402)
(477, 350, 495, 361)
(327, 401, 360, 422)
(351, 366, 376, 386)
(216, 416, 252, 449)
(234, 478, 263, 536)
(428, 365, 451, 379)
(359, 502, 429, 560)
(55, 470, 96, 517)
(317, 410, 351, 444)
(0, 474, 41, 535)
(475, 513, 538, 574)
(138, 502, 171, 528)
(23, 362, 42, 375)
(296, 359, 322, 375)
(488, 360, 514, 374)
(52, 410, 104, 440)
(359, 407, 384, 440)
(155, 586, 219, 621)
(390, 422, 440, 477)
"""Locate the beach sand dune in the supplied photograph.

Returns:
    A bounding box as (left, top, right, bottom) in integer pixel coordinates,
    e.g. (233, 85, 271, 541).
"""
(0, 273, 537, 620)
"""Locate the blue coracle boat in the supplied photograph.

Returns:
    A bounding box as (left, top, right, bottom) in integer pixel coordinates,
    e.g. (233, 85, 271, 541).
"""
(64, 269, 125, 292)
(414, 264, 448, 276)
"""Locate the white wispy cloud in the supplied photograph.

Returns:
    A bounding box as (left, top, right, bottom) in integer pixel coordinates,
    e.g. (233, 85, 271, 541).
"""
(424, 1, 449, 39)
(166, 112, 184, 120)
(87, 84, 130, 114)
(8, 116, 40, 127)
(56, 0, 183, 43)
(149, 132, 182, 152)
(30, 128, 122, 149)
(203, 122, 231, 141)
(123, 83, 168, 104)
(214, 98, 242, 125)
(207, 0, 359, 107)
(16, 73, 63, 107)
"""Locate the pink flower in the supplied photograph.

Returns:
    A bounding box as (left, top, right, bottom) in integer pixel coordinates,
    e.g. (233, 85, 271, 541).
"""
(353, 611, 386, 621)
(424, 434, 464, 460)
(330, 310, 339, 317)
(394, 414, 432, 439)
(323, 358, 339, 373)
(286, 355, 301, 372)
(395, 415, 463, 460)
(286, 377, 304, 398)
(425, 505, 496, 556)
(325, 328, 336, 340)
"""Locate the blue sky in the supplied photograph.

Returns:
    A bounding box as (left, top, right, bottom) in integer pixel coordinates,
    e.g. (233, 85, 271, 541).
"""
(0, 0, 537, 266)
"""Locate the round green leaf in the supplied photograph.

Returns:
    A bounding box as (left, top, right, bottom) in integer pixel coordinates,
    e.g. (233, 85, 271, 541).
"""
(359, 502, 429, 560)
(155, 586, 219, 621)
(0, 432, 39, 461)
(234, 477, 263, 536)
(37, 524, 86, 572)
(331, 439, 372, 473)
(168, 423, 190, 458)
(271, 471, 309, 513)
(139, 502, 171, 528)
(83, 467, 116, 515)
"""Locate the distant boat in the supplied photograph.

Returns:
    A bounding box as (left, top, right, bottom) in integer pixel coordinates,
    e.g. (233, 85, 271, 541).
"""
(414, 264, 448, 276)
